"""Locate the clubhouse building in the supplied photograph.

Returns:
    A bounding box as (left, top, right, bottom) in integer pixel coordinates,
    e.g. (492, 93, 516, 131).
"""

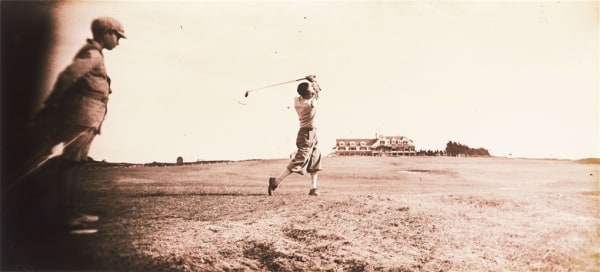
(333, 134, 416, 156)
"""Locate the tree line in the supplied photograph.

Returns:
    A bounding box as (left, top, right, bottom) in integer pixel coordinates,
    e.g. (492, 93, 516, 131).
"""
(415, 141, 490, 157)
(445, 141, 490, 157)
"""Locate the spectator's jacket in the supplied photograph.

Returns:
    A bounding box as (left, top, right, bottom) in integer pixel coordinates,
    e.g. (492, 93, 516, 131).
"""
(42, 39, 111, 132)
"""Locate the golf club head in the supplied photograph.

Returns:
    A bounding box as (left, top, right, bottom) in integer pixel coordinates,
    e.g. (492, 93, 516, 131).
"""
(244, 91, 249, 97)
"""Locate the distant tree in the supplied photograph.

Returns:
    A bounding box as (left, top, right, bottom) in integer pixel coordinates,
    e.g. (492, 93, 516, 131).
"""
(446, 141, 456, 156)
(468, 148, 490, 156)
(446, 141, 490, 157)
(176, 156, 184, 165)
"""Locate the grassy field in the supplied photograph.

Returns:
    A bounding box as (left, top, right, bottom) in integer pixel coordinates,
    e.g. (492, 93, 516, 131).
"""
(4, 156, 599, 271)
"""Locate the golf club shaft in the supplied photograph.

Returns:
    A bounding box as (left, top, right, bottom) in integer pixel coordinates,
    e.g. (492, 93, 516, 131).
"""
(245, 77, 305, 97)
(8, 130, 87, 191)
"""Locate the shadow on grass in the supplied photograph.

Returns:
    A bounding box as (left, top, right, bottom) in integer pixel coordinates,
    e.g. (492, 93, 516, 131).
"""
(131, 192, 267, 198)
(2, 223, 178, 271)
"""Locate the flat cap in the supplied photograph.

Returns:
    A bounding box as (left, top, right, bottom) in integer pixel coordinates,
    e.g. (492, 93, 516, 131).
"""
(91, 17, 126, 38)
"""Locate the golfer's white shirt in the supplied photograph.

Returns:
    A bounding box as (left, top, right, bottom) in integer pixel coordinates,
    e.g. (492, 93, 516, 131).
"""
(294, 96, 317, 129)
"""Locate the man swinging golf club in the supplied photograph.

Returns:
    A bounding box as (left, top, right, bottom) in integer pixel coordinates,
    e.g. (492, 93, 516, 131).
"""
(268, 75, 323, 196)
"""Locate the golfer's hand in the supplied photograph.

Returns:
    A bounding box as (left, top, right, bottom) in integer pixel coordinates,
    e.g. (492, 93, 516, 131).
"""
(305, 75, 317, 82)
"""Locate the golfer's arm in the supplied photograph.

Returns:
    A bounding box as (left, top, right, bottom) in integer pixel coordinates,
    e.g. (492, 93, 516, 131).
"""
(312, 81, 321, 99)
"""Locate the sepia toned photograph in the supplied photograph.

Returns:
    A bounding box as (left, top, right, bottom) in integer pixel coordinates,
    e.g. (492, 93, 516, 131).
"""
(1, 0, 598, 271)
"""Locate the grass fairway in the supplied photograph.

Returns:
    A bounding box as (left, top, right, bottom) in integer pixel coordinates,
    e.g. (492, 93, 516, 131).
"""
(5, 156, 599, 271)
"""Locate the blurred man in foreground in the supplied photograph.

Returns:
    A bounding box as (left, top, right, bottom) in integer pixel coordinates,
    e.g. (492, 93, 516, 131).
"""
(30, 16, 126, 229)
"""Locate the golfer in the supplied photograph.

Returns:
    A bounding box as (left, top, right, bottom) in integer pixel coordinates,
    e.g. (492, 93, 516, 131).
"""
(268, 75, 323, 196)
(32, 17, 125, 229)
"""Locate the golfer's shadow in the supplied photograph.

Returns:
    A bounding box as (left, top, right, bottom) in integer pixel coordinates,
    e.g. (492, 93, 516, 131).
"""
(193, 192, 266, 197)
(132, 192, 266, 198)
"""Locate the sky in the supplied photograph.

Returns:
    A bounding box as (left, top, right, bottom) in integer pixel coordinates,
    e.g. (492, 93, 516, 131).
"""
(41, 1, 599, 163)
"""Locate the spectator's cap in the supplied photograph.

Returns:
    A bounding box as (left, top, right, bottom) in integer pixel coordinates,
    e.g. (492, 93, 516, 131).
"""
(91, 17, 126, 38)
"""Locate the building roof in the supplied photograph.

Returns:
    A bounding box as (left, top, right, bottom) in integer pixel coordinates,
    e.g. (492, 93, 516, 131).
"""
(336, 138, 378, 145)
(336, 135, 415, 148)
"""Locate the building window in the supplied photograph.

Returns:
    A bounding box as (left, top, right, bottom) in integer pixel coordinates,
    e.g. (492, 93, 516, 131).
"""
(360, 141, 366, 146)
(350, 142, 356, 147)
(338, 142, 345, 146)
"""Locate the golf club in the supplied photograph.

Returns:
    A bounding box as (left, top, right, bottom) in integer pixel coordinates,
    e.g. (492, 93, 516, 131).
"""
(8, 130, 87, 191)
(244, 77, 306, 98)
(238, 77, 309, 106)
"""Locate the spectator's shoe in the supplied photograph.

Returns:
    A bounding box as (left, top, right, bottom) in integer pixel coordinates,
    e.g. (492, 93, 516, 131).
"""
(78, 214, 100, 223)
(64, 217, 88, 230)
(308, 188, 319, 196)
(268, 177, 278, 196)
(64, 213, 99, 229)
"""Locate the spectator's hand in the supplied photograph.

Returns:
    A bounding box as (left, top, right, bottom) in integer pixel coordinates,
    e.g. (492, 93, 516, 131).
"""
(305, 75, 317, 82)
